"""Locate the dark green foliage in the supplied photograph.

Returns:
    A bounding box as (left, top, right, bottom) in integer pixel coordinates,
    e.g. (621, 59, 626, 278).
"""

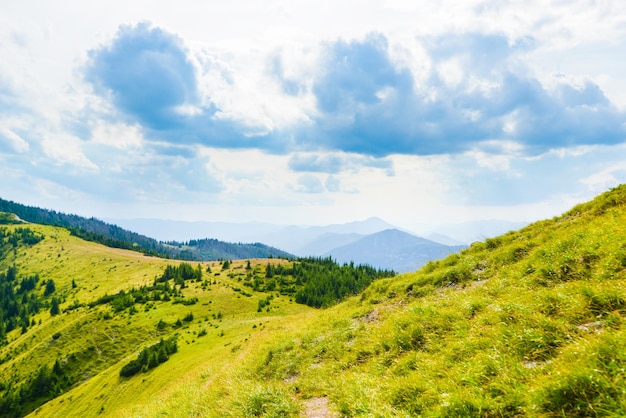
(88, 274, 189, 313)
(222, 259, 231, 270)
(293, 257, 396, 308)
(50, 297, 60, 316)
(170, 238, 293, 261)
(257, 296, 272, 312)
(0, 196, 182, 258)
(172, 297, 198, 306)
(0, 266, 44, 344)
(0, 227, 44, 262)
(240, 258, 395, 308)
(0, 359, 70, 418)
(120, 337, 178, 377)
(18, 274, 39, 293)
(44, 279, 56, 296)
(158, 263, 202, 284)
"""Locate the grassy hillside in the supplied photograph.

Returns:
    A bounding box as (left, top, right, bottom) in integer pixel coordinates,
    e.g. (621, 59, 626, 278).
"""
(0, 221, 390, 417)
(2, 185, 626, 417)
(107, 184, 625, 417)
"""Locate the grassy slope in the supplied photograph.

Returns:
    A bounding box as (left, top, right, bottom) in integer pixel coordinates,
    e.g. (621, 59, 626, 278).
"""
(122, 185, 626, 417)
(3, 184, 626, 417)
(0, 224, 312, 417)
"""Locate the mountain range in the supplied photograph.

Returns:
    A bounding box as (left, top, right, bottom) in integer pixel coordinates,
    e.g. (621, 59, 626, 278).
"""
(1, 197, 464, 272)
(109, 216, 525, 248)
(108, 217, 479, 271)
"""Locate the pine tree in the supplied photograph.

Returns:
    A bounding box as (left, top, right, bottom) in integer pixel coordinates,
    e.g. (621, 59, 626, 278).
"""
(50, 297, 60, 316)
(44, 279, 56, 296)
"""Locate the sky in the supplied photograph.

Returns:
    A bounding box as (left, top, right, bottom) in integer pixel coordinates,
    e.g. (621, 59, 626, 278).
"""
(1, 0, 626, 231)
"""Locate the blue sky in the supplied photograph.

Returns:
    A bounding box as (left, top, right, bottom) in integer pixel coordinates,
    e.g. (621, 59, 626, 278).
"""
(1, 0, 626, 231)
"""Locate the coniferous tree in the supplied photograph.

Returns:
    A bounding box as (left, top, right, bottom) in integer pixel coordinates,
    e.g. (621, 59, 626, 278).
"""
(44, 279, 56, 296)
(50, 297, 60, 316)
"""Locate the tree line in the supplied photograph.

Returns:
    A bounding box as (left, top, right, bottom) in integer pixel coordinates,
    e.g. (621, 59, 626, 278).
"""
(241, 257, 395, 308)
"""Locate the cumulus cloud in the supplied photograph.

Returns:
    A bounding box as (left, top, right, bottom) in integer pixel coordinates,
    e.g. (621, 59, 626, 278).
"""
(85, 22, 200, 130)
(288, 32, 626, 157)
(84, 22, 274, 151)
(84, 24, 626, 162)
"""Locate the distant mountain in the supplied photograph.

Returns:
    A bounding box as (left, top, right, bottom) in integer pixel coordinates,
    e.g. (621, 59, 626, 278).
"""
(253, 217, 401, 256)
(112, 216, 400, 256)
(297, 232, 365, 256)
(324, 229, 466, 273)
(0, 197, 291, 261)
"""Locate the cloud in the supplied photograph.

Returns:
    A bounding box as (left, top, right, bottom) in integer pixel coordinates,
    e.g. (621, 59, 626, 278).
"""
(289, 153, 345, 173)
(85, 22, 200, 130)
(288, 152, 394, 175)
(84, 22, 288, 153)
(446, 145, 626, 206)
(325, 175, 341, 192)
(294, 32, 626, 157)
(83, 23, 626, 173)
(41, 133, 99, 172)
(295, 174, 325, 193)
(0, 127, 29, 153)
(581, 162, 626, 193)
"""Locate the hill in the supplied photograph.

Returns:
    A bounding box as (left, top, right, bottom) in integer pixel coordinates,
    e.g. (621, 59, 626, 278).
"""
(2, 185, 626, 416)
(0, 198, 292, 261)
(0, 221, 391, 417)
(323, 228, 466, 272)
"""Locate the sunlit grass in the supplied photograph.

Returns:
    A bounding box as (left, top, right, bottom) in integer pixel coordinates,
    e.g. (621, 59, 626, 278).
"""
(3, 185, 626, 416)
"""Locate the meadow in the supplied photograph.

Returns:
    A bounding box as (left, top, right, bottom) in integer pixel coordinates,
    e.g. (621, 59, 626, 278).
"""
(2, 185, 626, 416)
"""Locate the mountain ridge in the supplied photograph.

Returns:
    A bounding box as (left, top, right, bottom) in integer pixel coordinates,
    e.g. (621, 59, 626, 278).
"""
(323, 228, 465, 272)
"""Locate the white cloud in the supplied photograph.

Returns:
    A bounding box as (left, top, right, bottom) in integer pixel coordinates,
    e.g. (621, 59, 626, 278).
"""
(0, 127, 29, 153)
(41, 133, 99, 171)
(581, 162, 626, 193)
(89, 121, 143, 149)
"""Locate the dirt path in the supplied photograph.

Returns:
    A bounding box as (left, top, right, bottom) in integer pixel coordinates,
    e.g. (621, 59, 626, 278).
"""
(302, 397, 339, 418)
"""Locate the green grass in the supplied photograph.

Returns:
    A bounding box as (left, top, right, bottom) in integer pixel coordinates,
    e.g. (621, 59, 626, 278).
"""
(0, 224, 312, 417)
(3, 185, 626, 416)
